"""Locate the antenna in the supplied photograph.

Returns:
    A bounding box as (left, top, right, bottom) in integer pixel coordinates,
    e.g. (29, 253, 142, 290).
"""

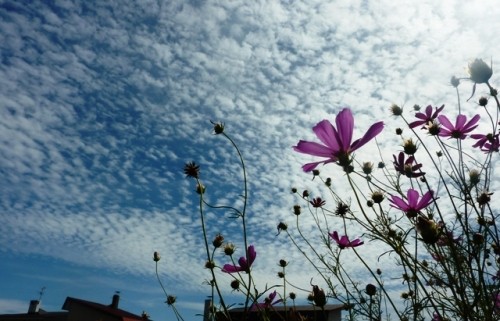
(38, 287, 46, 301)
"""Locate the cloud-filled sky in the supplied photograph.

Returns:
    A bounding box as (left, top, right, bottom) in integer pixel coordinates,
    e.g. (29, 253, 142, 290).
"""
(1, 0, 499, 320)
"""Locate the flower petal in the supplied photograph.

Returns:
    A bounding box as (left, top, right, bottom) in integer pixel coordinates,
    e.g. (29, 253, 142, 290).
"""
(312, 119, 341, 151)
(293, 140, 334, 157)
(335, 108, 354, 151)
(222, 264, 242, 273)
(437, 115, 453, 131)
(350, 121, 384, 151)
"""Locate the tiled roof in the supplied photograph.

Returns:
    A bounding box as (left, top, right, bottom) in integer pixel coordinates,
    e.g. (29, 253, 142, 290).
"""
(62, 297, 145, 320)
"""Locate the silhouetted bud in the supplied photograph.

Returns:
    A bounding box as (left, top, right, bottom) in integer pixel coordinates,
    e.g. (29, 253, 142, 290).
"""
(312, 169, 320, 176)
(479, 96, 488, 106)
(395, 128, 403, 135)
(415, 217, 440, 244)
(213, 234, 224, 248)
(377, 162, 385, 168)
(390, 104, 403, 116)
(196, 183, 206, 194)
(277, 222, 288, 235)
(473, 233, 484, 245)
(205, 260, 215, 269)
(365, 284, 377, 296)
(477, 191, 493, 205)
(325, 177, 332, 187)
(153, 251, 161, 262)
(224, 243, 235, 256)
(279, 259, 288, 267)
(403, 138, 418, 155)
(450, 76, 460, 87)
(277, 272, 285, 278)
(468, 58, 492, 84)
(230, 280, 240, 290)
(293, 205, 301, 215)
(211, 121, 225, 134)
(362, 162, 374, 175)
(312, 286, 326, 307)
(184, 161, 200, 179)
(302, 190, 309, 198)
(371, 191, 384, 204)
(166, 295, 177, 305)
(289, 292, 296, 300)
(291, 187, 297, 193)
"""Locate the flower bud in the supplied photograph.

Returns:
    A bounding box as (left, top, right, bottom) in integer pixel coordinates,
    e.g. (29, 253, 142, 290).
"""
(291, 187, 297, 193)
(212, 234, 224, 248)
(289, 292, 296, 300)
(230, 280, 240, 290)
(477, 191, 493, 205)
(166, 295, 177, 305)
(205, 260, 215, 269)
(469, 170, 480, 186)
(277, 222, 288, 234)
(312, 169, 320, 176)
(479, 96, 488, 107)
(468, 58, 492, 84)
(312, 285, 326, 307)
(293, 205, 301, 215)
(472, 233, 484, 245)
(184, 161, 200, 179)
(153, 251, 161, 262)
(403, 138, 418, 155)
(302, 190, 309, 198)
(413, 104, 421, 111)
(416, 217, 440, 244)
(390, 104, 403, 116)
(371, 191, 384, 204)
(196, 183, 206, 194)
(365, 284, 377, 296)
(211, 121, 225, 134)
(325, 177, 332, 187)
(277, 271, 285, 278)
(450, 76, 460, 87)
(279, 259, 288, 267)
(377, 162, 385, 169)
(362, 162, 374, 175)
(224, 243, 235, 256)
(395, 128, 403, 135)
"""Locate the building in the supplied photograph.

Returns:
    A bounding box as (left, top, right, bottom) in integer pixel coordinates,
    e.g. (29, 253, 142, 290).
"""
(0, 294, 149, 321)
(207, 301, 343, 321)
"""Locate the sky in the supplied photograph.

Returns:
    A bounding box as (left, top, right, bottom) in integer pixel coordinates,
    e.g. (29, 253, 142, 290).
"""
(1, 0, 500, 320)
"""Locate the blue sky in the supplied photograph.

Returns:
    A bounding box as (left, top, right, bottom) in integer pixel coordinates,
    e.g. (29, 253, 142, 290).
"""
(1, 0, 500, 320)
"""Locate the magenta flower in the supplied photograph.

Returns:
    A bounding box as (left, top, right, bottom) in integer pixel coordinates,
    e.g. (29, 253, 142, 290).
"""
(432, 312, 442, 321)
(310, 197, 326, 208)
(252, 291, 283, 310)
(409, 104, 444, 129)
(471, 133, 500, 153)
(222, 245, 256, 273)
(437, 114, 480, 139)
(329, 231, 364, 249)
(293, 108, 384, 171)
(389, 189, 434, 218)
(393, 152, 425, 178)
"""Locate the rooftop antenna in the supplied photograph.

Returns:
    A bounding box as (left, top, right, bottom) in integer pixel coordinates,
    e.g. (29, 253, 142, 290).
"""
(38, 287, 46, 301)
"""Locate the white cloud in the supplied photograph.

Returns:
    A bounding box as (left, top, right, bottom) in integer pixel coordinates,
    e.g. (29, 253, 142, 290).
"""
(1, 0, 500, 320)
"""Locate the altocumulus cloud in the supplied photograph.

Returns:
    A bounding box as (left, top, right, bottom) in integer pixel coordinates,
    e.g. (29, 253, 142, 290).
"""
(1, 0, 500, 319)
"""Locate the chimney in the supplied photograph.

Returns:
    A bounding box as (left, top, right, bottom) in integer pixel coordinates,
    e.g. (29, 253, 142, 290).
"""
(28, 300, 40, 314)
(111, 294, 120, 309)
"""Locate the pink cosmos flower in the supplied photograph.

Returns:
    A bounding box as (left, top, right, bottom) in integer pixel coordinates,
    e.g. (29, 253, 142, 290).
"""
(389, 189, 434, 218)
(252, 291, 283, 310)
(471, 133, 500, 153)
(222, 245, 256, 273)
(393, 152, 425, 178)
(293, 108, 384, 171)
(437, 114, 480, 139)
(329, 231, 364, 249)
(409, 104, 445, 129)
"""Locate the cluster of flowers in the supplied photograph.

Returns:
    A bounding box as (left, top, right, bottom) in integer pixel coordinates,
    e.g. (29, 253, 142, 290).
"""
(154, 58, 499, 321)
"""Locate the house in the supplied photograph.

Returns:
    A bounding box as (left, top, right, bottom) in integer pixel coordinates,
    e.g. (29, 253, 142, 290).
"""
(207, 300, 343, 321)
(0, 294, 149, 321)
